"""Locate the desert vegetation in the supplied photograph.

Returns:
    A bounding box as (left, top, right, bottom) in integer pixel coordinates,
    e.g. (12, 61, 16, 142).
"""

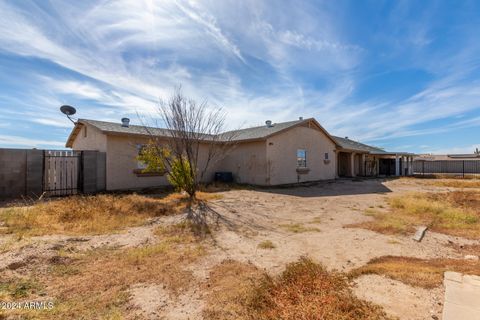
(280, 223, 320, 233)
(402, 176, 480, 188)
(204, 257, 391, 320)
(0, 193, 187, 236)
(138, 89, 237, 200)
(257, 240, 275, 249)
(350, 256, 480, 289)
(1, 178, 478, 319)
(0, 192, 219, 237)
(351, 191, 480, 238)
(0, 217, 207, 319)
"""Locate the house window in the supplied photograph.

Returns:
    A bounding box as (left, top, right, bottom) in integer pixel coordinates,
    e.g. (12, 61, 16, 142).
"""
(325, 152, 329, 160)
(297, 149, 307, 167)
(136, 144, 147, 169)
(83, 126, 87, 138)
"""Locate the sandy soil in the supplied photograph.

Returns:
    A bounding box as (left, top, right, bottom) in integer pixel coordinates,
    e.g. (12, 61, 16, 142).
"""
(1, 178, 479, 319)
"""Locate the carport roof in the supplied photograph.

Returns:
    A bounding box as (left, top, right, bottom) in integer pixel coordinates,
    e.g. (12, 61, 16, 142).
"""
(332, 136, 415, 156)
(332, 135, 385, 153)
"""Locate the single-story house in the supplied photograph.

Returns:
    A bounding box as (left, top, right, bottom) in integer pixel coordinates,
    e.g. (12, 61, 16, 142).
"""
(66, 117, 414, 190)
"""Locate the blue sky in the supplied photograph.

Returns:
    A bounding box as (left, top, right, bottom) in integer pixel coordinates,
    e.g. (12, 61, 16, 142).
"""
(0, 0, 479, 153)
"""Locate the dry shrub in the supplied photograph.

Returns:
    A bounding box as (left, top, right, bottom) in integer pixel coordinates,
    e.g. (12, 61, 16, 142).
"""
(350, 191, 480, 238)
(257, 240, 275, 249)
(203, 260, 263, 320)
(350, 256, 480, 289)
(250, 257, 390, 320)
(204, 257, 390, 320)
(280, 223, 320, 233)
(0, 193, 188, 236)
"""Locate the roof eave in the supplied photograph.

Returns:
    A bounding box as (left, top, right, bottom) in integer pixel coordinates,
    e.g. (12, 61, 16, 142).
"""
(369, 151, 417, 156)
(65, 122, 84, 148)
(336, 147, 371, 153)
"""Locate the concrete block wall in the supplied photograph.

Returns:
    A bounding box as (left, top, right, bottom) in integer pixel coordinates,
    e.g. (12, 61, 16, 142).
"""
(82, 151, 106, 194)
(443, 271, 480, 320)
(96, 151, 106, 192)
(0, 149, 27, 199)
(0, 149, 44, 199)
(26, 150, 44, 197)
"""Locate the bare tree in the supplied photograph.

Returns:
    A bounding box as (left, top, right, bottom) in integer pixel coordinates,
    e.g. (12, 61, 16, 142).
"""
(140, 88, 237, 200)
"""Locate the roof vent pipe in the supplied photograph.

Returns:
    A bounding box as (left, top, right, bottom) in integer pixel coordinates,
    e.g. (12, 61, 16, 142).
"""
(299, 116, 303, 120)
(265, 120, 273, 128)
(121, 118, 130, 127)
(345, 136, 348, 139)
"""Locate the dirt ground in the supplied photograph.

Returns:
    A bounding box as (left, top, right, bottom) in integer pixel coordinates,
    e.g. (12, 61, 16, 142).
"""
(1, 178, 479, 319)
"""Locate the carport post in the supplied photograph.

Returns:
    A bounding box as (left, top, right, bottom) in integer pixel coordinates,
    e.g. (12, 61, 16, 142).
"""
(395, 154, 400, 176)
(350, 152, 356, 177)
(361, 154, 366, 176)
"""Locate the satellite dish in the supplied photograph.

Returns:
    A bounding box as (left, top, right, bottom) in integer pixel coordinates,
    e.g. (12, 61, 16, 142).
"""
(60, 105, 77, 124)
(60, 105, 77, 116)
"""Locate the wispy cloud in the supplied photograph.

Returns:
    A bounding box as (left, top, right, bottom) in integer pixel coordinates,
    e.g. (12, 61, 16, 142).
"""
(0, 1, 479, 153)
(0, 134, 64, 148)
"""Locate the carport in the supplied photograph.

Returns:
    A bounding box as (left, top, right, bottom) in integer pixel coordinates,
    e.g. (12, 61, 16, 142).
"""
(370, 152, 415, 176)
(332, 136, 415, 178)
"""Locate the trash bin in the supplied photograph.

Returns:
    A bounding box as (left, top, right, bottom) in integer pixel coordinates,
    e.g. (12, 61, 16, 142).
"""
(214, 172, 233, 183)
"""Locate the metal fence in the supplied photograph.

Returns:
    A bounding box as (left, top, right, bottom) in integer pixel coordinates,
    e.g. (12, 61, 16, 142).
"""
(413, 160, 480, 178)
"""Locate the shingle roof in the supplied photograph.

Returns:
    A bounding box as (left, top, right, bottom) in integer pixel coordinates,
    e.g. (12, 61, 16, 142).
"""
(223, 119, 305, 141)
(80, 119, 174, 137)
(331, 135, 385, 153)
(75, 118, 311, 142)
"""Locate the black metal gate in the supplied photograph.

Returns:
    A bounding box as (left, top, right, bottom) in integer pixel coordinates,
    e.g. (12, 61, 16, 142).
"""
(43, 150, 82, 196)
(414, 160, 480, 178)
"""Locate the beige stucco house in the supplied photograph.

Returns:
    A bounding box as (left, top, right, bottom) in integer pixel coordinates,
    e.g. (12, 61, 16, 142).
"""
(66, 117, 414, 191)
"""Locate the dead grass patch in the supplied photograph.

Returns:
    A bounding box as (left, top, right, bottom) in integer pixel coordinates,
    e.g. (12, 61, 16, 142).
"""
(0, 193, 189, 236)
(429, 179, 480, 188)
(155, 220, 211, 243)
(310, 216, 322, 224)
(280, 223, 320, 233)
(349, 256, 480, 289)
(0, 278, 44, 300)
(406, 176, 480, 185)
(203, 259, 263, 320)
(350, 191, 480, 238)
(257, 240, 275, 249)
(1, 223, 207, 319)
(204, 257, 391, 320)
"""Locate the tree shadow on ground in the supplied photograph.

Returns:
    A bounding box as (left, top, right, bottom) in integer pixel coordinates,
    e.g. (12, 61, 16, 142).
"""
(254, 178, 394, 198)
(185, 200, 279, 240)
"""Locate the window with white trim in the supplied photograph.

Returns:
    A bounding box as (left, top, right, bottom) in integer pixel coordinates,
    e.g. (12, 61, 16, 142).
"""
(297, 149, 307, 167)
